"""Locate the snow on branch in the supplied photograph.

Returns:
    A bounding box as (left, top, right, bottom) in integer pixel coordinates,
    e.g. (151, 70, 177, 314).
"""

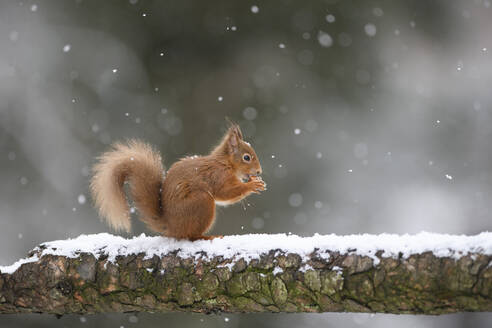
(0, 232, 491, 314)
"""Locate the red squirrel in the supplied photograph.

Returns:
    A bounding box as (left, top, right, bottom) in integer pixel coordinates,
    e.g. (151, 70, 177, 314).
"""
(90, 123, 266, 241)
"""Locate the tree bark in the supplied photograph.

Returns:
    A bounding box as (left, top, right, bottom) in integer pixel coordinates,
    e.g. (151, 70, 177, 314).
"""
(0, 241, 491, 315)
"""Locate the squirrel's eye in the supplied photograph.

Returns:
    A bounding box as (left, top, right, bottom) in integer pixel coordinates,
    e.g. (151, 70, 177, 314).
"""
(243, 154, 251, 162)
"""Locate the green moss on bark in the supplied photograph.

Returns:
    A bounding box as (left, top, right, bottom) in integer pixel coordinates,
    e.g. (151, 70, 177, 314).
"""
(1, 247, 491, 314)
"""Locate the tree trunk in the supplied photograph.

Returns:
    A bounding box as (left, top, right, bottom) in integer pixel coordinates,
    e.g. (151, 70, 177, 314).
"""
(0, 235, 491, 315)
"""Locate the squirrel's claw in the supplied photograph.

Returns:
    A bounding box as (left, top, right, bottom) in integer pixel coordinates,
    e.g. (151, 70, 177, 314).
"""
(249, 178, 266, 194)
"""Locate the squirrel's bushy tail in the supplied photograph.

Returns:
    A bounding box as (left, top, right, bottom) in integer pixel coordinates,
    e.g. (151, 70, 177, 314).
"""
(90, 140, 164, 233)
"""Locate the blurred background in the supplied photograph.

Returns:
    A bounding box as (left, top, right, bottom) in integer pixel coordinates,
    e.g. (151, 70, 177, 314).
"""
(1, 0, 491, 327)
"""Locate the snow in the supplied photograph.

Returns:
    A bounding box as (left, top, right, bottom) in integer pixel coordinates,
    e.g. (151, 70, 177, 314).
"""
(318, 31, 333, 48)
(299, 264, 314, 272)
(251, 217, 264, 230)
(373, 8, 384, 17)
(272, 266, 283, 275)
(0, 255, 39, 275)
(364, 23, 377, 37)
(77, 194, 86, 204)
(288, 193, 303, 207)
(243, 107, 257, 120)
(325, 14, 335, 23)
(1, 232, 492, 275)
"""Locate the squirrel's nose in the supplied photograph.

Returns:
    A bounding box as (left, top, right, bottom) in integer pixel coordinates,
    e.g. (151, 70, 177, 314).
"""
(256, 169, 262, 175)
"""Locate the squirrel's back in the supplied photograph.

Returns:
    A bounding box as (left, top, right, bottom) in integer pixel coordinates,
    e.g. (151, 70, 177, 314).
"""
(89, 123, 265, 240)
(90, 140, 164, 233)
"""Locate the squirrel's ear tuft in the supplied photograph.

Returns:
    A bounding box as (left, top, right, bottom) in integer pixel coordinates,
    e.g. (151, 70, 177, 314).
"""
(231, 124, 243, 140)
(226, 127, 240, 152)
(225, 118, 243, 141)
(214, 119, 244, 155)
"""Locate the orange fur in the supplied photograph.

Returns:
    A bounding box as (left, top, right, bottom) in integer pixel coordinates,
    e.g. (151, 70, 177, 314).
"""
(90, 124, 266, 240)
(90, 140, 164, 233)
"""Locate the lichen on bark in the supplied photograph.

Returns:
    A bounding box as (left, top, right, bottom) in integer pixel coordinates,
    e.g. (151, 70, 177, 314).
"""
(0, 245, 491, 314)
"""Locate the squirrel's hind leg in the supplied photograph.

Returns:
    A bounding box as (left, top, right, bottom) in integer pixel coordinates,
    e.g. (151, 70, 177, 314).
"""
(165, 191, 217, 240)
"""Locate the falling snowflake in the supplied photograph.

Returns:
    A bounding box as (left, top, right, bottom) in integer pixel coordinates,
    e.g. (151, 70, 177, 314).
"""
(318, 31, 333, 48)
(77, 194, 86, 205)
(364, 23, 377, 37)
(325, 14, 335, 23)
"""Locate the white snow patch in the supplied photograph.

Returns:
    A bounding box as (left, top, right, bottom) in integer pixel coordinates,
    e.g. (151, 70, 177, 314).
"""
(273, 266, 284, 275)
(217, 262, 235, 270)
(332, 265, 343, 274)
(0, 255, 39, 274)
(1, 232, 492, 274)
(299, 263, 314, 272)
(318, 250, 330, 260)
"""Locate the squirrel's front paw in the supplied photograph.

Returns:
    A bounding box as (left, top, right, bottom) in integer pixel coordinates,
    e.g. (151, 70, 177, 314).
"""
(248, 176, 267, 193)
